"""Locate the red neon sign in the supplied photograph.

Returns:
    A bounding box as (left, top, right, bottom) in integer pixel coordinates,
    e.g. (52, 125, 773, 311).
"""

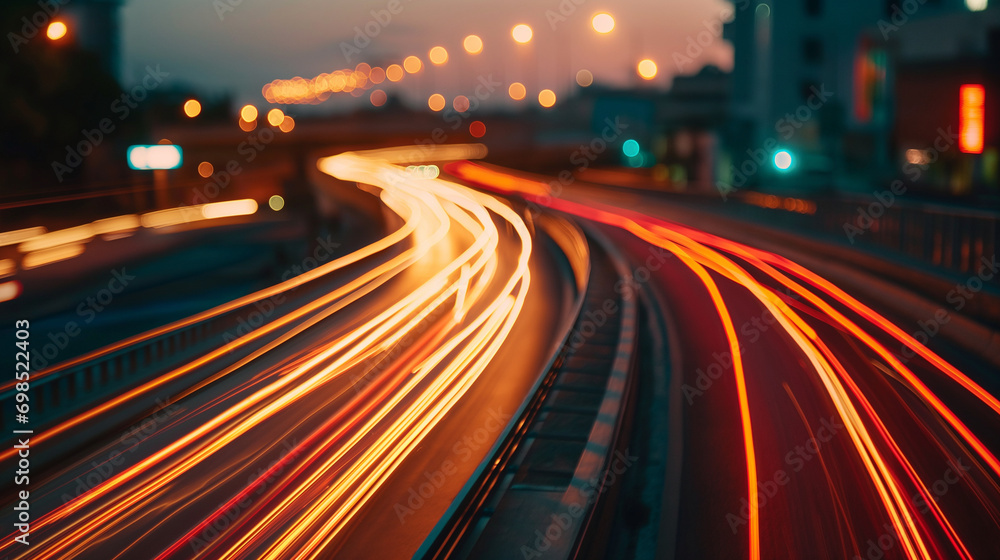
(960, 84, 985, 154)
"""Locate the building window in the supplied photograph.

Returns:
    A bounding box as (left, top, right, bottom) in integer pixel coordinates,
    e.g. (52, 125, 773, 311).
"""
(805, 0, 822, 16)
(803, 38, 824, 64)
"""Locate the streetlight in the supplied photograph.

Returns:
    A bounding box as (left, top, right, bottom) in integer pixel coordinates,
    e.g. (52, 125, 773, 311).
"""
(429, 46, 449, 65)
(592, 13, 615, 34)
(774, 150, 794, 171)
(508, 82, 526, 101)
(240, 104, 258, 122)
(464, 35, 483, 55)
(46, 21, 67, 41)
(183, 99, 202, 118)
(512, 24, 533, 44)
(403, 56, 423, 74)
(386, 64, 404, 82)
(538, 89, 556, 108)
(428, 94, 446, 112)
(637, 59, 658, 80)
(266, 108, 285, 126)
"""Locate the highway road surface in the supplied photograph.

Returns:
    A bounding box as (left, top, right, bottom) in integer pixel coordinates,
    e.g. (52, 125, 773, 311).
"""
(0, 147, 575, 559)
(2, 147, 998, 560)
(447, 160, 1000, 560)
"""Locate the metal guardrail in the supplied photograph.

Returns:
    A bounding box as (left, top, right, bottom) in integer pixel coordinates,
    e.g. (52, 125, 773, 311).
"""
(0, 239, 367, 437)
(1, 313, 240, 434)
(540, 171, 999, 289)
(728, 192, 1000, 287)
(823, 196, 999, 280)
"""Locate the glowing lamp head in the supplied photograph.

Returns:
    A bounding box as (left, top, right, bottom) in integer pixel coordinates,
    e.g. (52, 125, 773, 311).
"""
(403, 56, 423, 74)
(46, 21, 67, 41)
(240, 104, 258, 122)
(512, 24, 533, 44)
(386, 64, 404, 82)
(464, 34, 483, 54)
(266, 108, 285, 126)
(538, 89, 556, 108)
(508, 82, 526, 101)
(429, 46, 449, 65)
(183, 99, 202, 118)
(428, 94, 446, 112)
(592, 13, 615, 34)
(773, 150, 793, 171)
(637, 59, 658, 80)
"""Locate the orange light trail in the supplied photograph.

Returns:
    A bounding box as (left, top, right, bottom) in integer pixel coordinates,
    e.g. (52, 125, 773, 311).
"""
(444, 160, 999, 560)
(5, 146, 536, 560)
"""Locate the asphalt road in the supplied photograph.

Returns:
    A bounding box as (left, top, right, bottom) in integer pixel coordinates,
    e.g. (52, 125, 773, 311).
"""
(0, 152, 575, 560)
(5, 153, 998, 560)
(447, 160, 1000, 560)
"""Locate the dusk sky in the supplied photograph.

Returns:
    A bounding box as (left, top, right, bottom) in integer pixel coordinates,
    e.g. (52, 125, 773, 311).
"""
(121, 0, 733, 110)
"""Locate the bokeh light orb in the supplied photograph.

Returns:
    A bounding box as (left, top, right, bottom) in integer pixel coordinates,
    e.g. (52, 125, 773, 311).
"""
(386, 64, 404, 82)
(637, 59, 658, 80)
(508, 82, 526, 101)
(428, 93, 446, 112)
(592, 13, 615, 34)
(183, 99, 202, 118)
(240, 104, 258, 122)
(403, 56, 423, 74)
(512, 24, 533, 44)
(429, 46, 449, 65)
(464, 34, 483, 54)
(46, 21, 67, 40)
(622, 139, 640, 157)
(774, 150, 793, 170)
(538, 89, 556, 108)
(266, 108, 285, 126)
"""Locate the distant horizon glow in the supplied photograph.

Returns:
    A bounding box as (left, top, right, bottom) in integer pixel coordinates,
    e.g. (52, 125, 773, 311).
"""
(121, 0, 733, 112)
